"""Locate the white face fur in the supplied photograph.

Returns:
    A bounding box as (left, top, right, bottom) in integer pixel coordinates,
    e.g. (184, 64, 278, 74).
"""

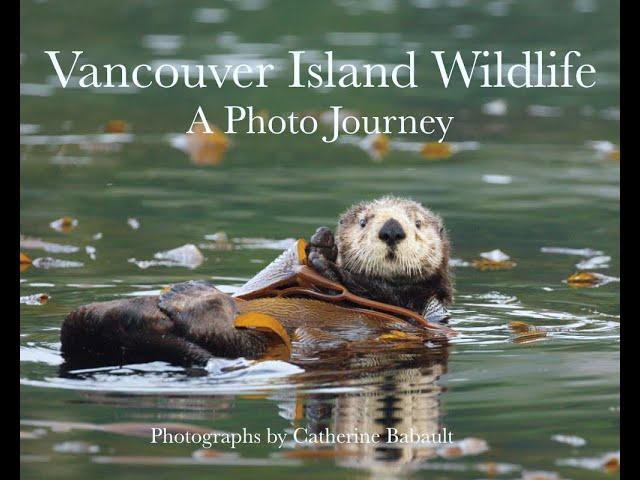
(336, 197, 447, 280)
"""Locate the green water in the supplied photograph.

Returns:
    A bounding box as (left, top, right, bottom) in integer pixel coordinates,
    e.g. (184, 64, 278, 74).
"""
(20, 1, 619, 478)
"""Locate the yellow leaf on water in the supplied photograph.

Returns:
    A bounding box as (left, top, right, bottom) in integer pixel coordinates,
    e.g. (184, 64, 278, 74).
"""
(234, 312, 292, 358)
(186, 123, 230, 166)
(608, 149, 620, 161)
(566, 271, 608, 288)
(104, 120, 129, 133)
(371, 133, 390, 156)
(50, 216, 78, 233)
(602, 452, 620, 473)
(472, 259, 517, 271)
(421, 142, 453, 160)
(20, 252, 32, 273)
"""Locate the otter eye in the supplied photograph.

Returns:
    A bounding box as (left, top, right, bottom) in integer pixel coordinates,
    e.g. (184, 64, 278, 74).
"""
(415, 220, 422, 229)
(359, 218, 367, 228)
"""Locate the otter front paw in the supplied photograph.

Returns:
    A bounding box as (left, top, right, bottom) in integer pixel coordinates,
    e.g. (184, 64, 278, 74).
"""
(308, 250, 342, 284)
(308, 226, 338, 262)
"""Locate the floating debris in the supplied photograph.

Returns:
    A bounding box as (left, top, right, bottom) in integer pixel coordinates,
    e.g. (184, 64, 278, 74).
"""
(509, 321, 547, 344)
(85, 245, 97, 260)
(566, 271, 619, 288)
(541, 247, 604, 257)
(20, 252, 32, 273)
(557, 451, 619, 473)
(92, 232, 103, 240)
(20, 293, 50, 305)
(31, 257, 84, 269)
(551, 434, 586, 447)
(129, 244, 204, 269)
(20, 235, 80, 253)
(49, 216, 78, 233)
(170, 123, 230, 166)
(103, 120, 130, 134)
(482, 174, 512, 184)
(127, 217, 140, 230)
(53, 441, 100, 454)
(421, 142, 453, 160)
(359, 133, 390, 161)
(438, 437, 489, 458)
(472, 249, 516, 270)
(481, 98, 508, 116)
(191, 449, 225, 459)
(586, 140, 620, 161)
(199, 231, 233, 251)
(575, 255, 610, 270)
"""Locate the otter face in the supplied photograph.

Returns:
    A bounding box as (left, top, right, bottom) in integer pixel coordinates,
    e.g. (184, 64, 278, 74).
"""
(336, 196, 449, 280)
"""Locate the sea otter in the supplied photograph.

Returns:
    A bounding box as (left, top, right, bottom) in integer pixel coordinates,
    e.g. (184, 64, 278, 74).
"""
(60, 196, 452, 369)
(307, 196, 452, 319)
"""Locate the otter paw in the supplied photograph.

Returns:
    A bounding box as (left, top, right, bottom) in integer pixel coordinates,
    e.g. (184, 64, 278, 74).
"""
(309, 226, 338, 262)
(308, 250, 341, 283)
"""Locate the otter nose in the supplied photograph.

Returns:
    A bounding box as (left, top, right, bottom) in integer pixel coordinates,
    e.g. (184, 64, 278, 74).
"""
(378, 219, 406, 247)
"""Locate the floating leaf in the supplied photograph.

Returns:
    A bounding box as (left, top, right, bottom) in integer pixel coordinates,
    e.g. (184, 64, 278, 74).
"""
(234, 312, 292, 359)
(566, 271, 618, 288)
(438, 437, 489, 458)
(472, 258, 517, 271)
(421, 142, 453, 160)
(20, 293, 50, 305)
(49, 216, 78, 233)
(602, 452, 620, 473)
(186, 123, 230, 166)
(20, 252, 32, 264)
(103, 120, 129, 133)
(608, 149, 620, 161)
(358, 133, 390, 161)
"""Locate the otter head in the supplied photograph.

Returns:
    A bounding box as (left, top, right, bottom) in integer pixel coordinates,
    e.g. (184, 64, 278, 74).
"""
(336, 196, 449, 280)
